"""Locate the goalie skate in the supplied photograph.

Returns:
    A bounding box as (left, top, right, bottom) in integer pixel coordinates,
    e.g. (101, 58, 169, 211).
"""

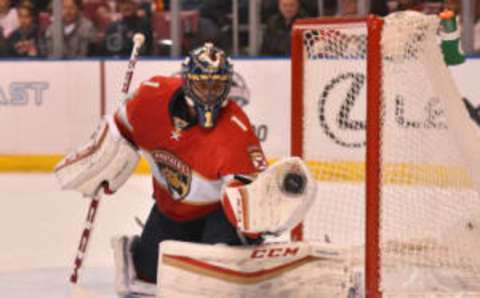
(111, 236, 156, 297)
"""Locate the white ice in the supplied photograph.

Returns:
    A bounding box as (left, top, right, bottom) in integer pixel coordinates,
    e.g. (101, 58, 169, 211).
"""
(0, 173, 154, 297)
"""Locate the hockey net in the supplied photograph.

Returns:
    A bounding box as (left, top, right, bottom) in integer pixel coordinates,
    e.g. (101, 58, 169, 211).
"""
(291, 11, 480, 297)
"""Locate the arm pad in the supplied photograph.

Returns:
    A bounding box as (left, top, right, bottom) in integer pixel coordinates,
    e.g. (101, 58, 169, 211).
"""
(54, 116, 140, 197)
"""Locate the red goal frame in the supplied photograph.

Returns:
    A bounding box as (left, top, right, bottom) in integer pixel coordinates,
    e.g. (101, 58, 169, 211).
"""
(290, 16, 384, 298)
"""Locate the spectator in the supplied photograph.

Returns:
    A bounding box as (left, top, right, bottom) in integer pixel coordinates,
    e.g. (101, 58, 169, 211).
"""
(370, 0, 389, 16)
(421, 0, 444, 15)
(157, 0, 203, 11)
(339, 0, 357, 16)
(45, 0, 97, 57)
(338, 0, 389, 16)
(5, 2, 45, 57)
(91, 2, 112, 33)
(261, 0, 308, 56)
(35, 0, 50, 12)
(181, 0, 202, 11)
(474, 0, 480, 53)
(301, 0, 338, 16)
(101, 0, 152, 57)
(396, 0, 421, 11)
(195, 0, 241, 52)
(262, 0, 280, 22)
(0, 27, 6, 55)
(136, 0, 153, 21)
(262, 0, 325, 20)
(387, 0, 399, 12)
(8, 0, 50, 10)
(0, 0, 19, 38)
(152, 0, 164, 12)
(443, 0, 461, 15)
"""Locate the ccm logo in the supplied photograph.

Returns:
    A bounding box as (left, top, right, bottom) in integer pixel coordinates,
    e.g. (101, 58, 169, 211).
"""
(251, 247, 299, 259)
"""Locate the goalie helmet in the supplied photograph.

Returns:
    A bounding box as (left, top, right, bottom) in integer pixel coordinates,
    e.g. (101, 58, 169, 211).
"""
(181, 43, 233, 128)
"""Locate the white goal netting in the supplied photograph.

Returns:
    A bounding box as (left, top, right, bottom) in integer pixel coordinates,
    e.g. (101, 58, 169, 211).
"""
(292, 11, 480, 295)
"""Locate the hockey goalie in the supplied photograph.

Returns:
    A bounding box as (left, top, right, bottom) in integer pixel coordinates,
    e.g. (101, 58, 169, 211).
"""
(55, 43, 321, 298)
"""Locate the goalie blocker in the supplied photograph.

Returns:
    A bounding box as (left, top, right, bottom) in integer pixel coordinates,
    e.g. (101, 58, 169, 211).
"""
(54, 116, 140, 197)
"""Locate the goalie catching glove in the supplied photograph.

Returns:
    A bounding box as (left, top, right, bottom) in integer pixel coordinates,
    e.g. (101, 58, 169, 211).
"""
(221, 157, 317, 237)
(54, 116, 140, 197)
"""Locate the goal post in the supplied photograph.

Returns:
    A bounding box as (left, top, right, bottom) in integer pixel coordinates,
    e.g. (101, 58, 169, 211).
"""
(291, 11, 480, 297)
(365, 15, 383, 298)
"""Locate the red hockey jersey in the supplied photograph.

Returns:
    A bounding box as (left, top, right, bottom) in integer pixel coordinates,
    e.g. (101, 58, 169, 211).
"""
(114, 76, 267, 221)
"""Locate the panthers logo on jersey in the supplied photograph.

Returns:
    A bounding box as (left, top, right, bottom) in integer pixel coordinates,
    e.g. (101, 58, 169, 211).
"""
(151, 150, 192, 200)
(248, 145, 268, 172)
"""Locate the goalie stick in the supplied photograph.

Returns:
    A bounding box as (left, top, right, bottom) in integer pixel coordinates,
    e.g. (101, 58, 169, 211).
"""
(69, 33, 145, 289)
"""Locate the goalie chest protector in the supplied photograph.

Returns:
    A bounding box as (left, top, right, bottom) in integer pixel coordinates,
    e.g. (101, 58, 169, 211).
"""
(115, 76, 267, 221)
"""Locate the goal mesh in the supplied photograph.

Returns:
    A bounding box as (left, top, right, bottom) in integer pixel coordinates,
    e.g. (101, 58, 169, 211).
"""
(291, 12, 480, 295)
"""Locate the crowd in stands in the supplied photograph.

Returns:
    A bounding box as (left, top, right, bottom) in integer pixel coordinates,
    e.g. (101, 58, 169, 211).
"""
(0, 0, 478, 58)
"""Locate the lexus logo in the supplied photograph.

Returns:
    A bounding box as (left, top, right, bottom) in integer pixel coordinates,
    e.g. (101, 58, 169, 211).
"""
(318, 72, 366, 148)
(317, 72, 448, 148)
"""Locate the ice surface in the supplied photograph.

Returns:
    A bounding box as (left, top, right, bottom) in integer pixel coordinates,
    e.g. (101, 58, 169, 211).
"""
(0, 267, 117, 298)
(0, 173, 153, 297)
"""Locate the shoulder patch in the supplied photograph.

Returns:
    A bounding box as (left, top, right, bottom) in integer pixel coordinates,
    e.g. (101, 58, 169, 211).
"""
(248, 145, 268, 172)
